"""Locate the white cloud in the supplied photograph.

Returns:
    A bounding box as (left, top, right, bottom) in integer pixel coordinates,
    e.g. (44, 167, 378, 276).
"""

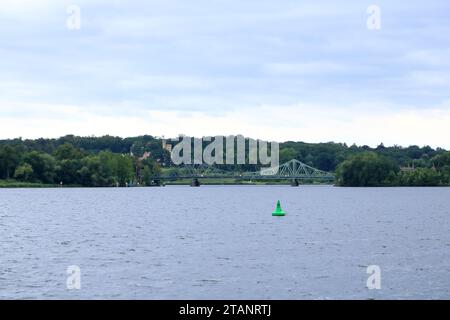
(0, 0, 61, 18)
(404, 49, 450, 67)
(1, 0, 450, 148)
(1, 101, 449, 149)
(117, 75, 212, 90)
(262, 62, 346, 76)
(407, 70, 450, 87)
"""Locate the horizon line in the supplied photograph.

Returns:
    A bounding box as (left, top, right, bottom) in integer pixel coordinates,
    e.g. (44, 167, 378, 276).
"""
(0, 133, 447, 151)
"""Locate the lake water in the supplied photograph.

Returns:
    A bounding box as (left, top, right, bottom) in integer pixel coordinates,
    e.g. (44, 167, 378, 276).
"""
(0, 186, 449, 299)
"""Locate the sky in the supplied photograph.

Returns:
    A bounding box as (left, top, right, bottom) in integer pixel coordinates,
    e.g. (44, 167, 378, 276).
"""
(0, 0, 450, 148)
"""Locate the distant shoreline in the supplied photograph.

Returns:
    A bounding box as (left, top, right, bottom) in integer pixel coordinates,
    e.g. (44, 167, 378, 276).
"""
(2, 180, 449, 189)
(0, 180, 332, 188)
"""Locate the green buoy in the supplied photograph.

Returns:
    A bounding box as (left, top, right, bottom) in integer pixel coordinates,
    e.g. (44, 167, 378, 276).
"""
(272, 200, 286, 216)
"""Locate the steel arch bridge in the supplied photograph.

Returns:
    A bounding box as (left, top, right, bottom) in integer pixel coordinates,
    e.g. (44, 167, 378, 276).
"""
(257, 159, 335, 180)
(154, 159, 335, 181)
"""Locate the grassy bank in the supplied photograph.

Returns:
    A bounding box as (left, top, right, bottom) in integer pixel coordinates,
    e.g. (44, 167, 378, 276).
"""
(0, 180, 57, 188)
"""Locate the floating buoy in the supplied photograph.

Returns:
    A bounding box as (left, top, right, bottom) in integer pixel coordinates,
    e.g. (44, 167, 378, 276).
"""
(272, 200, 286, 216)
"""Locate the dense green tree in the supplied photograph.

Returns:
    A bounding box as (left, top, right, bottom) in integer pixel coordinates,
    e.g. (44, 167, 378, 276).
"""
(0, 145, 20, 179)
(431, 152, 450, 183)
(13, 163, 34, 182)
(116, 155, 134, 186)
(140, 158, 162, 185)
(432, 151, 450, 169)
(24, 151, 57, 183)
(56, 159, 83, 185)
(142, 166, 152, 186)
(279, 147, 297, 164)
(336, 152, 399, 187)
(396, 168, 444, 186)
(79, 152, 116, 187)
(54, 143, 84, 161)
(315, 152, 336, 172)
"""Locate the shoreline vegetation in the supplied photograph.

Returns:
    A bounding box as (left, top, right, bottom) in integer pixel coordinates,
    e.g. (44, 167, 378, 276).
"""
(0, 179, 333, 188)
(1, 134, 450, 188)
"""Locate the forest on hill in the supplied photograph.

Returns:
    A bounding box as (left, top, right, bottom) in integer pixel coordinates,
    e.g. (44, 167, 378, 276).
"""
(0, 135, 449, 187)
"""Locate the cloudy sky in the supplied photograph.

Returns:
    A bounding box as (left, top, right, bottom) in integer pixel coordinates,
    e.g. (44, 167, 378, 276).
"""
(0, 0, 449, 147)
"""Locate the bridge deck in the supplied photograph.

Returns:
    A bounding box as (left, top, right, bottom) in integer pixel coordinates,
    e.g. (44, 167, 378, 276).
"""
(152, 175, 335, 180)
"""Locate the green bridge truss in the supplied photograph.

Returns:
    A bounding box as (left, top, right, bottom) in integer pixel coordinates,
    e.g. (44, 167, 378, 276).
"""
(155, 159, 335, 181)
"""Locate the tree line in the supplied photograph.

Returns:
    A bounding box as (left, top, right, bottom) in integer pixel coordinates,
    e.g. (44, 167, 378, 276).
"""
(0, 135, 449, 187)
(335, 152, 450, 187)
(0, 135, 164, 187)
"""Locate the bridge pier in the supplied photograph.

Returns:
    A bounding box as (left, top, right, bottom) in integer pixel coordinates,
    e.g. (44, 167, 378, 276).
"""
(290, 179, 300, 187)
(190, 178, 201, 187)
